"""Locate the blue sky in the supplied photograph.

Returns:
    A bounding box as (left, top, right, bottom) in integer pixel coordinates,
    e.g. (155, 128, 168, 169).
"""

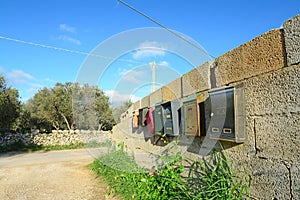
(0, 0, 299, 105)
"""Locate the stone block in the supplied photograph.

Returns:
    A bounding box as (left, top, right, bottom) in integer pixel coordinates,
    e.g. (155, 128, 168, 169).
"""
(182, 61, 211, 97)
(221, 116, 256, 164)
(255, 114, 300, 163)
(214, 29, 286, 87)
(291, 164, 300, 199)
(245, 64, 300, 116)
(149, 88, 162, 106)
(249, 158, 290, 199)
(283, 14, 300, 66)
(126, 105, 133, 116)
(132, 100, 141, 110)
(162, 77, 182, 101)
(140, 95, 150, 108)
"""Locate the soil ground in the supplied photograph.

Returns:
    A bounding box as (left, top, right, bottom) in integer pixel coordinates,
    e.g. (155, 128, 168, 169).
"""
(0, 148, 119, 200)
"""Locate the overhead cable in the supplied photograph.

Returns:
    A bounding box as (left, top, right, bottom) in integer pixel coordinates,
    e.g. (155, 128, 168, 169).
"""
(0, 35, 146, 65)
(118, 0, 216, 59)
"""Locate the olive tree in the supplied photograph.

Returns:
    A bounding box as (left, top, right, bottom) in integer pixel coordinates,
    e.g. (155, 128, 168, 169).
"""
(0, 75, 21, 131)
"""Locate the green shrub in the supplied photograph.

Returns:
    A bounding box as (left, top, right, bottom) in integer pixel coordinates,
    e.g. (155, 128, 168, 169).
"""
(90, 147, 251, 200)
(186, 150, 251, 199)
(89, 149, 144, 199)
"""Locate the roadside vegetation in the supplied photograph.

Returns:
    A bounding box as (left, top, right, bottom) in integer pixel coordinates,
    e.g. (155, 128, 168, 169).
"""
(89, 144, 251, 200)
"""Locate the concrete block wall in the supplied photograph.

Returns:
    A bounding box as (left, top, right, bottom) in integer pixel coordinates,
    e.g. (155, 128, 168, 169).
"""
(223, 63, 300, 199)
(149, 88, 162, 106)
(182, 61, 212, 96)
(140, 95, 150, 108)
(284, 14, 300, 66)
(214, 29, 286, 87)
(162, 77, 182, 101)
(132, 100, 140, 111)
(113, 14, 300, 199)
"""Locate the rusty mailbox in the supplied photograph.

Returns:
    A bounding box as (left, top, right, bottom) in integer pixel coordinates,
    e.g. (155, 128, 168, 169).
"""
(132, 110, 139, 129)
(182, 96, 199, 136)
(206, 85, 246, 143)
(161, 100, 181, 136)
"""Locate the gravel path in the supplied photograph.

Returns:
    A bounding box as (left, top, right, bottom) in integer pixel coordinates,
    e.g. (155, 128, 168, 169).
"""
(0, 148, 119, 200)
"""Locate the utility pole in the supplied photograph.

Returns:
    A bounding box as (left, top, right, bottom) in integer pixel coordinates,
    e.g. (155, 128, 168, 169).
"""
(151, 61, 156, 92)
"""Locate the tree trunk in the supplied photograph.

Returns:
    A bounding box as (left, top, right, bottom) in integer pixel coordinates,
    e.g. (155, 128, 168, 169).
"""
(98, 123, 102, 131)
(53, 122, 59, 130)
(60, 112, 71, 131)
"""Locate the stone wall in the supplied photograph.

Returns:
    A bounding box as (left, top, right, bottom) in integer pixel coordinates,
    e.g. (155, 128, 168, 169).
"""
(0, 130, 109, 147)
(112, 14, 300, 199)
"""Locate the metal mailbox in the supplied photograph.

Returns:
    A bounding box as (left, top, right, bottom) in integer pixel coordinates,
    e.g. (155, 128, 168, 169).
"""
(138, 107, 148, 127)
(206, 85, 246, 143)
(182, 96, 199, 136)
(197, 92, 208, 137)
(132, 110, 139, 129)
(154, 104, 164, 135)
(138, 109, 143, 127)
(161, 100, 181, 136)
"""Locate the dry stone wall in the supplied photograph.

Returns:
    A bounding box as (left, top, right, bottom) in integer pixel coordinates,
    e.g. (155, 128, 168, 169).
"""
(112, 14, 300, 200)
(0, 130, 109, 147)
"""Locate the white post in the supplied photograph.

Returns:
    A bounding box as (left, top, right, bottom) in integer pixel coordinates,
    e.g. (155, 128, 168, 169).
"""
(152, 61, 156, 92)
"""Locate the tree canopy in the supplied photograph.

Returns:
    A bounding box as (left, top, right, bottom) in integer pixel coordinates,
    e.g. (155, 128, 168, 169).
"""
(0, 75, 115, 132)
(27, 82, 116, 132)
(0, 75, 21, 131)
(113, 100, 133, 123)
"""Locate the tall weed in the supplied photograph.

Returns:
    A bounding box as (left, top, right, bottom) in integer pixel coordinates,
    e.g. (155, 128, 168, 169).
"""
(89, 146, 250, 200)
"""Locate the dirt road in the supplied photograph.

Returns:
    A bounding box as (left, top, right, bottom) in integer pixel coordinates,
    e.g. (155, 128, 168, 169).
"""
(0, 148, 118, 200)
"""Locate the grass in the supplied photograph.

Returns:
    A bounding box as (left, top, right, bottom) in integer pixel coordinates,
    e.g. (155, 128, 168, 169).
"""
(186, 151, 251, 199)
(89, 148, 143, 199)
(0, 139, 112, 153)
(89, 145, 251, 200)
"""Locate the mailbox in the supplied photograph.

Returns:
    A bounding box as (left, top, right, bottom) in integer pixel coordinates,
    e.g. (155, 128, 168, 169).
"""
(132, 110, 139, 129)
(138, 109, 143, 127)
(182, 96, 199, 136)
(154, 104, 164, 135)
(206, 85, 246, 143)
(197, 92, 209, 137)
(146, 107, 155, 135)
(161, 100, 181, 136)
(138, 107, 148, 127)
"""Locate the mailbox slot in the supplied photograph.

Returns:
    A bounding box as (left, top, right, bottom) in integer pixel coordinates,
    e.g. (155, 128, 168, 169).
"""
(206, 85, 246, 143)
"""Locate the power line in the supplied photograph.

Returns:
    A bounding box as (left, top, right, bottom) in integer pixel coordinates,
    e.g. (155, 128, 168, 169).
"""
(118, 0, 216, 60)
(0, 35, 146, 65)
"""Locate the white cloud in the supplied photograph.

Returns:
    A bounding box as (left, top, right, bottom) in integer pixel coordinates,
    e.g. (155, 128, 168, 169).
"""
(4, 69, 45, 102)
(157, 61, 169, 66)
(26, 87, 40, 95)
(118, 68, 144, 84)
(122, 75, 141, 84)
(132, 41, 166, 60)
(57, 35, 81, 45)
(0, 66, 4, 74)
(59, 24, 76, 33)
(44, 77, 57, 83)
(6, 70, 35, 86)
(117, 68, 131, 76)
(104, 90, 140, 107)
